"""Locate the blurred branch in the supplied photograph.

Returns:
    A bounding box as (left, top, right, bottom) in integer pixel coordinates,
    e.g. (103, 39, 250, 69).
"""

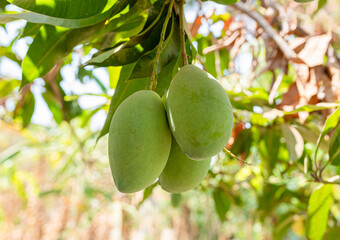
(231, 1, 300, 62)
(223, 147, 251, 166)
(43, 61, 67, 120)
(309, 174, 340, 185)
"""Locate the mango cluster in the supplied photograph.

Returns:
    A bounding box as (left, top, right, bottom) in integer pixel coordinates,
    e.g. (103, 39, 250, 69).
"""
(108, 65, 233, 193)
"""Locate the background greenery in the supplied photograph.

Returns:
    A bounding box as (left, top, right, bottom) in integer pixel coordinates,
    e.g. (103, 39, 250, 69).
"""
(0, 0, 340, 239)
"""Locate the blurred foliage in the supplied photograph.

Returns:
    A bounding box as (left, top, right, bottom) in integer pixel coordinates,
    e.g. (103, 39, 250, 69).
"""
(1, 0, 340, 239)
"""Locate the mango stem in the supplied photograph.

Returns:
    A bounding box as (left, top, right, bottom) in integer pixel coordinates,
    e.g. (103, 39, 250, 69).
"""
(178, 0, 188, 66)
(148, 0, 175, 91)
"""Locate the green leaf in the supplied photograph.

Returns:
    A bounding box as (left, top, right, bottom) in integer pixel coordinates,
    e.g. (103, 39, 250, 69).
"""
(0, 79, 20, 97)
(314, 0, 327, 14)
(14, 91, 35, 127)
(171, 193, 182, 207)
(306, 184, 333, 240)
(202, 0, 238, 5)
(294, 0, 315, 2)
(97, 63, 147, 141)
(260, 128, 281, 173)
(87, 1, 168, 67)
(329, 124, 340, 165)
(42, 91, 63, 124)
(97, 56, 178, 141)
(138, 181, 158, 207)
(281, 124, 304, 162)
(7, 0, 116, 19)
(20, 22, 42, 38)
(231, 129, 252, 158)
(284, 103, 339, 114)
(129, 15, 179, 80)
(21, 23, 103, 86)
(315, 106, 340, 163)
(324, 227, 340, 240)
(1, 0, 131, 28)
(213, 188, 230, 222)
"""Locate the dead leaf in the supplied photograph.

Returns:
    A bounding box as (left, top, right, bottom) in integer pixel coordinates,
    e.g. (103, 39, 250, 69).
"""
(298, 34, 332, 67)
(190, 15, 202, 37)
(278, 82, 300, 111)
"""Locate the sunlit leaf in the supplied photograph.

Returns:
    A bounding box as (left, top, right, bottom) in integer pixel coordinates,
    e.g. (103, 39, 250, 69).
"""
(21, 23, 103, 86)
(7, 0, 117, 19)
(202, 0, 238, 5)
(307, 184, 333, 240)
(315, 106, 340, 163)
(329, 124, 340, 165)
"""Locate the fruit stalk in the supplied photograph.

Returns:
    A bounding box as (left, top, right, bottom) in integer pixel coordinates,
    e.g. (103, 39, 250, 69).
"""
(178, 0, 188, 66)
(223, 147, 251, 165)
(148, 0, 175, 91)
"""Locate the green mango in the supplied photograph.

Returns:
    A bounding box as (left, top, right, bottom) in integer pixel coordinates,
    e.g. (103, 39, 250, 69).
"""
(108, 90, 171, 193)
(165, 65, 233, 160)
(159, 138, 211, 193)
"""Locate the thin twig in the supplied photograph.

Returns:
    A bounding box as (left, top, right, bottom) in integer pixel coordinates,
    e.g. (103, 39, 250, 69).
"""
(148, 0, 175, 91)
(178, 0, 188, 66)
(223, 147, 251, 165)
(231, 1, 300, 62)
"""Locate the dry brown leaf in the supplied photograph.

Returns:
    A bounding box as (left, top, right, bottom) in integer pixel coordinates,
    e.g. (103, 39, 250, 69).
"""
(289, 37, 306, 53)
(298, 34, 332, 67)
(203, 31, 240, 54)
(278, 82, 300, 111)
(190, 15, 202, 37)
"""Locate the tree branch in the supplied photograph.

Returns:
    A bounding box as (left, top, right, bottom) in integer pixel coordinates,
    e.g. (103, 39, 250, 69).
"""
(223, 147, 251, 166)
(231, 1, 301, 62)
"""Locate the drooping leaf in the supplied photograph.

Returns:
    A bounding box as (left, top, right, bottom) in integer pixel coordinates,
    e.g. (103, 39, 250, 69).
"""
(87, 1, 169, 67)
(260, 128, 281, 173)
(171, 194, 182, 207)
(329, 124, 340, 165)
(7, 0, 116, 19)
(21, 22, 104, 87)
(284, 103, 339, 115)
(202, 0, 238, 5)
(281, 124, 304, 162)
(0, 79, 20, 97)
(1, 0, 132, 28)
(14, 91, 35, 127)
(314, 0, 327, 14)
(231, 128, 252, 158)
(306, 184, 333, 240)
(97, 63, 146, 141)
(294, 0, 315, 2)
(129, 15, 179, 80)
(97, 55, 179, 141)
(314, 106, 340, 163)
(138, 181, 158, 207)
(213, 188, 230, 222)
